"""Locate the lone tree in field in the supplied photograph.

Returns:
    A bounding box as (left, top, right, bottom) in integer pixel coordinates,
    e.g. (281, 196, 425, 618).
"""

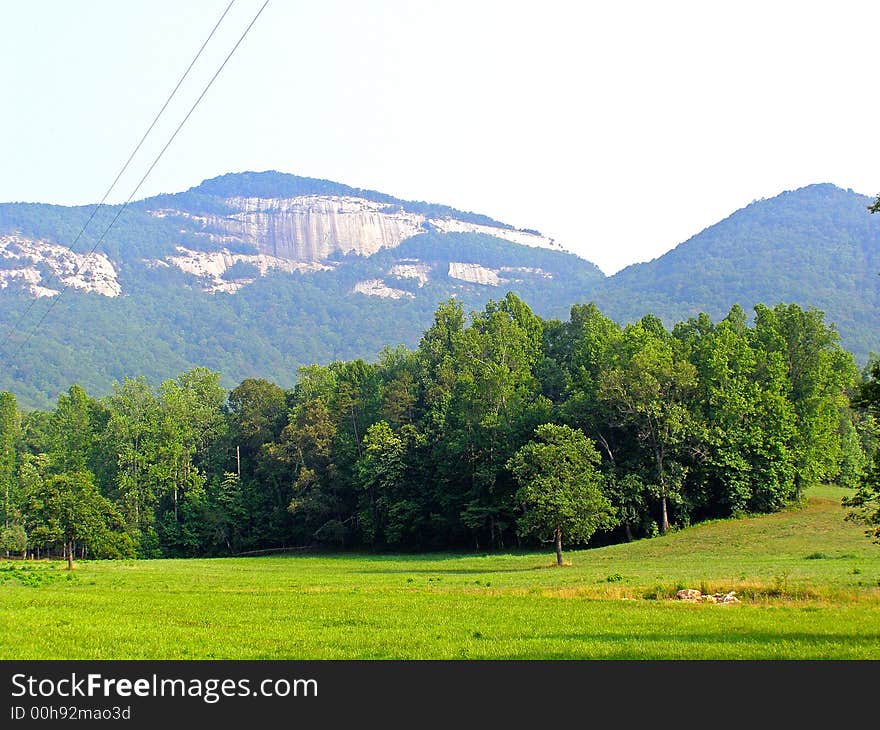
(508, 424, 616, 566)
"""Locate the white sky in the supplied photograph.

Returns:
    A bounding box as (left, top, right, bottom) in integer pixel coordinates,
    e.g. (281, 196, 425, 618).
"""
(1, 0, 879, 274)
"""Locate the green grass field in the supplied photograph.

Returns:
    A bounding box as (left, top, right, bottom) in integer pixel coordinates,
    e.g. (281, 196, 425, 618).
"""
(2, 485, 879, 659)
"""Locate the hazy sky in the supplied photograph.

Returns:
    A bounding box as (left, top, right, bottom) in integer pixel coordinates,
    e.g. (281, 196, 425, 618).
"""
(2, 0, 879, 273)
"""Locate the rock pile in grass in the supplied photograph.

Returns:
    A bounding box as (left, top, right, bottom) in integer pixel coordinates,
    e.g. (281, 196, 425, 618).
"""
(674, 589, 740, 604)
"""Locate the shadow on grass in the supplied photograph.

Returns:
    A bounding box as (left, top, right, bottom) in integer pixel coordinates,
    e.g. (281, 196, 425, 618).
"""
(525, 630, 880, 645)
(468, 629, 880, 659)
(351, 566, 549, 575)
(250, 550, 554, 564)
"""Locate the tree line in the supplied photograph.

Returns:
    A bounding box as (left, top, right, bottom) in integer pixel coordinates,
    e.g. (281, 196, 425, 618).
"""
(0, 294, 873, 563)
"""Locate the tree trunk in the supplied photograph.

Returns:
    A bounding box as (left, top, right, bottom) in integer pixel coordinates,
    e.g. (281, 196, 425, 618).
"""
(625, 522, 633, 542)
(656, 446, 670, 535)
(351, 408, 361, 457)
(555, 526, 563, 566)
(66, 541, 73, 570)
(660, 491, 669, 535)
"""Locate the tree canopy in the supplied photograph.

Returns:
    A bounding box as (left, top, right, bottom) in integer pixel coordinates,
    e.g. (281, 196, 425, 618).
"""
(508, 424, 615, 565)
(0, 294, 869, 559)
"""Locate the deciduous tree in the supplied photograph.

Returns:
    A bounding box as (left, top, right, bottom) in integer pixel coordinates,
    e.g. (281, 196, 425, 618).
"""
(599, 317, 697, 533)
(508, 424, 615, 565)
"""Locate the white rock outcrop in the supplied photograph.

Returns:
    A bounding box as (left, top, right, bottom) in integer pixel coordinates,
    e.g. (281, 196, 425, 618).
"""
(150, 195, 561, 264)
(160, 247, 332, 293)
(0, 268, 58, 298)
(447, 262, 508, 286)
(388, 262, 432, 287)
(154, 196, 425, 262)
(352, 279, 414, 299)
(431, 218, 560, 251)
(0, 235, 121, 297)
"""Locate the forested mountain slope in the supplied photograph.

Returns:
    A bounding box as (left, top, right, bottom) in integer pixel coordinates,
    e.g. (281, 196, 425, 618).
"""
(0, 172, 603, 408)
(596, 184, 880, 360)
(0, 174, 877, 409)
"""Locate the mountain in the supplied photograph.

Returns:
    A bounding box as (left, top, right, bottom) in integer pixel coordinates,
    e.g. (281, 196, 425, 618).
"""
(1, 173, 878, 409)
(595, 183, 880, 360)
(0, 172, 604, 408)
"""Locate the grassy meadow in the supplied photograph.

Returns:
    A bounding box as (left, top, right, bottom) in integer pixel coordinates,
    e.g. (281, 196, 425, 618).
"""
(1, 485, 879, 659)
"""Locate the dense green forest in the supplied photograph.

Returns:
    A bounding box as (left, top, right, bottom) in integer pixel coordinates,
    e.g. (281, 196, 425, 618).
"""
(0, 232, 605, 410)
(595, 183, 880, 359)
(2, 176, 879, 410)
(0, 295, 873, 562)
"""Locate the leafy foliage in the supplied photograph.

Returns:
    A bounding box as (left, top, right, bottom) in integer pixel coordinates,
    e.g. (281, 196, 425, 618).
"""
(0, 295, 867, 559)
(508, 424, 615, 564)
(0, 230, 605, 410)
(595, 184, 880, 362)
(1, 179, 877, 410)
(844, 358, 880, 541)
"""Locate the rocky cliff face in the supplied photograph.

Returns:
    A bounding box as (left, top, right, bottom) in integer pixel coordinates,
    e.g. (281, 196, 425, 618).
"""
(0, 176, 570, 299)
(350, 261, 555, 299)
(192, 196, 425, 260)
(150, 194, 560, 265)
(0, 234, 120, 297)
(162, 247, 331, 293)
(448, 261, 507, 286)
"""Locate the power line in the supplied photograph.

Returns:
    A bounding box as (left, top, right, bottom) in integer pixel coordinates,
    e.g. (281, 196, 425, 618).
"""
(0, 0, 236, 355)
(4, 0, 271, 369)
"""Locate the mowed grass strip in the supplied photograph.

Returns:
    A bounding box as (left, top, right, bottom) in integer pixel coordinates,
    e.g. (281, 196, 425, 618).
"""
(1, 485, 879, 659)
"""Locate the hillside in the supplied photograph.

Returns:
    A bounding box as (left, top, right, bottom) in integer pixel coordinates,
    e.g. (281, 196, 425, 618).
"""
(597, 184, 880, 360)
(0, 172, 604, 408)
(1, 174, 879, 408)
